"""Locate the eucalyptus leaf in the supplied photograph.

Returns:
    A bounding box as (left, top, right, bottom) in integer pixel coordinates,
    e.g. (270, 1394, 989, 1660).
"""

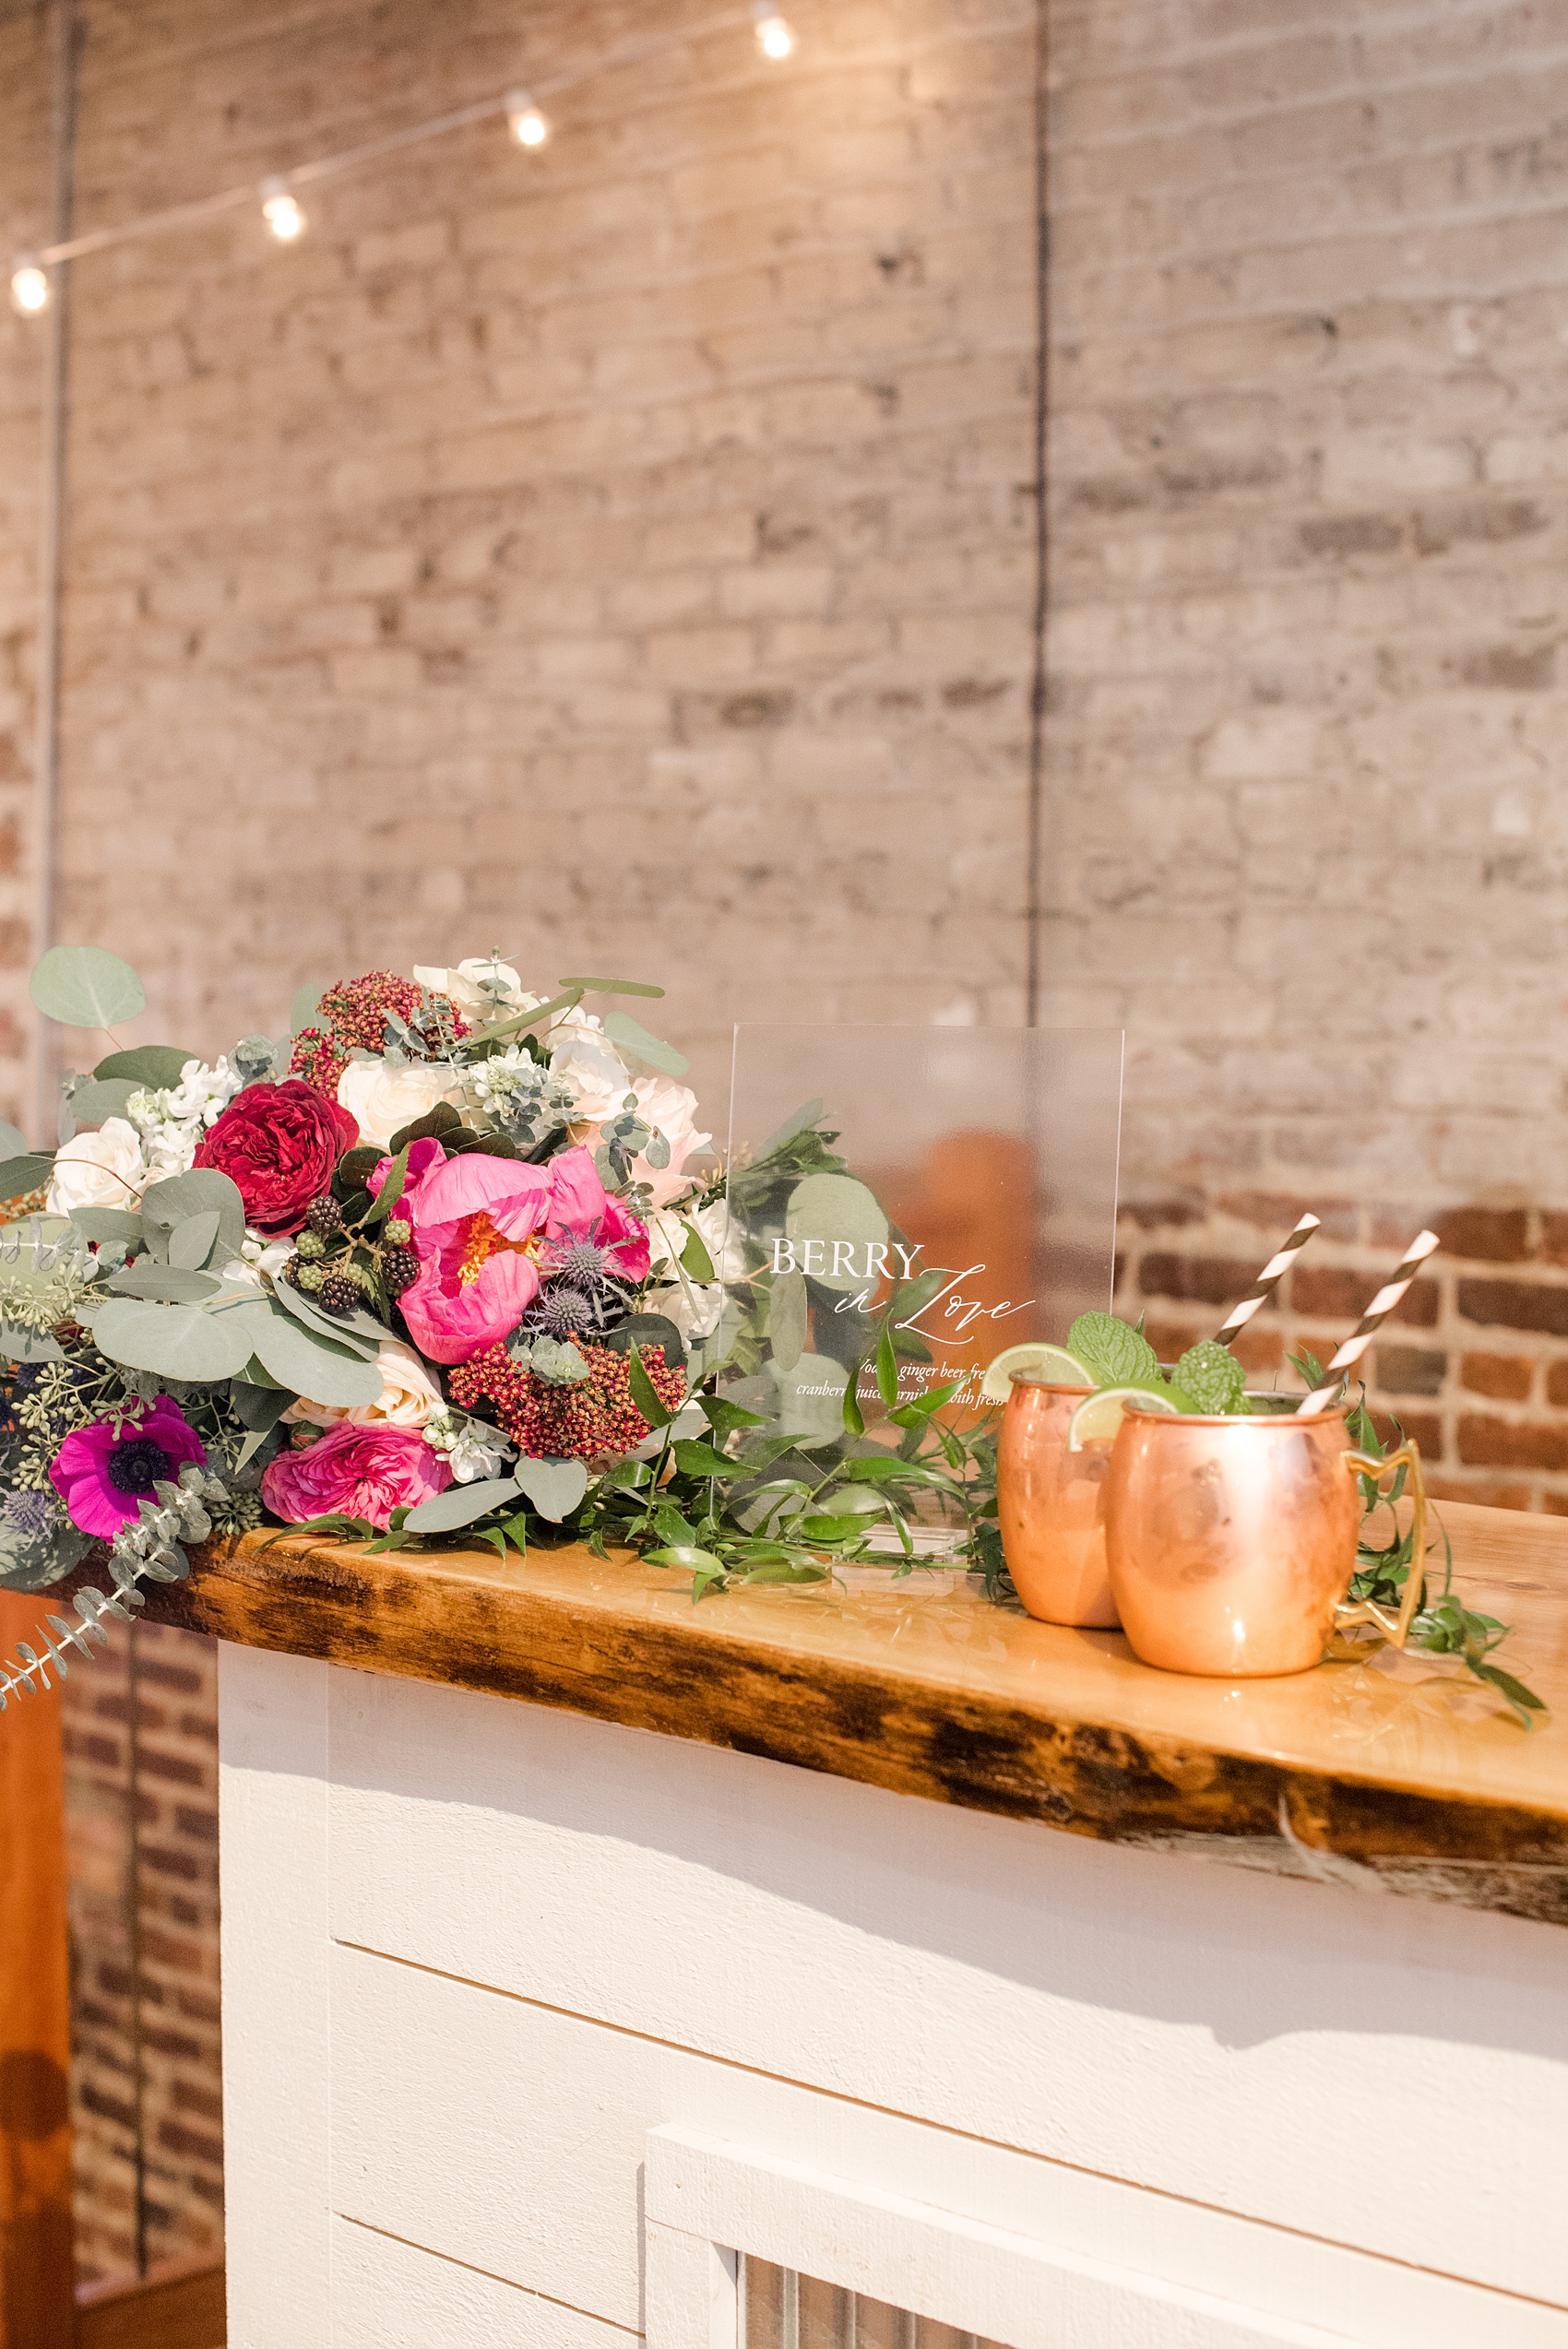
(266, 1271, 385, 1356)
(106, 1264, 221, 1303)
(784, 1174, 888, 1293)
(66, 1078, 137, 1126)
(70, 1206, 144, 1245)
(512, 1456, 588, 1522)
(0, 1154, 58, 1201)
(140, 1169, 246, 1267)
(600, 1010, 690, 1078)
(601, 1315, 687, 1373)
(767, 1268, 808, 1372)
(405, 1478, 523, 1534)
(30, 945, 146, 1032)
(168, 1210, 222, 1271)
(232, 1300, 384, 1407)
(0, 1118, 27, 1161)
(94, 1045, 198, 1087)
(89, 1297, 259, 1382)
(0, 1323, 64, 1362)
(291, 983, 325, 1037)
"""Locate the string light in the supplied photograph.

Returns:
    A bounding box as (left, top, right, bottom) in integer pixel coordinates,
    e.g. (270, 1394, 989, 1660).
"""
(752, 2, 795, 59)
(6, 6, 803, 311)
(505, 89, 552, 148)
(9, 259, 50, 316)
(259, 178, 307, 243)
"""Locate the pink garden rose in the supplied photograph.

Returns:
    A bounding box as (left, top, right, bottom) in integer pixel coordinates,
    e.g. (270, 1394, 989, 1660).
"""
(261, 1420, 452, 1529)
(51, 1396, 208, 1537)
(394, 1142, 649, 1366)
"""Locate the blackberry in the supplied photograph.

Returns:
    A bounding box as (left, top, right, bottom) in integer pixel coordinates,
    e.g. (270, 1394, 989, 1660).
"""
(382, 1245, 419, 1297)
(297, 1263, 326, 1293)
(318, 1274, 362, 1318)
(386, 1218, 411, 1246)
(296, 1229, 326, 1261)
(283, 1252, 303, 1287)
(306, 1195, 343, 1238)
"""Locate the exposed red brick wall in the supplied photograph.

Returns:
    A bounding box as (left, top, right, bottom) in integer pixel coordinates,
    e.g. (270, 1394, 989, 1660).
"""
(60, 1622, 223, 2287)
(1120, 1190, 1568, 1514)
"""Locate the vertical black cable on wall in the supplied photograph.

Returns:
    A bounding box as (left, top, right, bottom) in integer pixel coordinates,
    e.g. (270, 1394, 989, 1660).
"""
(1025, 0, 1050, 1026)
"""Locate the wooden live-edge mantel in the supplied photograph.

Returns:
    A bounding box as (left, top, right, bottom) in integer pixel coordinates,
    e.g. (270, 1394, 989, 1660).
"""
(136, 1496, 1568, 1928)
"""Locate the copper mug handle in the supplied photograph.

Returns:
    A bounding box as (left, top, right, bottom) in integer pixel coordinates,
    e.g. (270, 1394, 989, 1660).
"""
(1332, 1441, 1427, 1649)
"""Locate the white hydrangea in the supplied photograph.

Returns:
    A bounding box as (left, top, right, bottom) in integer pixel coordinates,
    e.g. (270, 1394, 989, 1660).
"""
(125, 1056, 245, 1180)
(424, 1408, 516, 1484)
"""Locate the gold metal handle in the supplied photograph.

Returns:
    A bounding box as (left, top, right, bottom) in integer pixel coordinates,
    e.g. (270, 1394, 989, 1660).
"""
(1334, 1441, 1427, 1648)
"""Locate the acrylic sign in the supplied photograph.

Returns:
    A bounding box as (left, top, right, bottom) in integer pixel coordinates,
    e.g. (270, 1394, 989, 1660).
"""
(717, 1025, 1124, 1442)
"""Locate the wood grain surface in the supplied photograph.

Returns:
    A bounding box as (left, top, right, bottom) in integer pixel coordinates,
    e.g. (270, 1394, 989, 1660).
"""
(127, 1499, 1568, 1926)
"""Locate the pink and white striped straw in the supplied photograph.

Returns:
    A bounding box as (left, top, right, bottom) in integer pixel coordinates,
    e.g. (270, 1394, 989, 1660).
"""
(1295, 1228, 1441, 1416)
(1213, 1212, 1320, 1347)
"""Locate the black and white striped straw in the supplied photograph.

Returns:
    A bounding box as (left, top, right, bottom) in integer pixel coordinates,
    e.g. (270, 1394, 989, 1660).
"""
(1295, 1229, 1441, 1417)
(1214, 1212, 1321, 1347)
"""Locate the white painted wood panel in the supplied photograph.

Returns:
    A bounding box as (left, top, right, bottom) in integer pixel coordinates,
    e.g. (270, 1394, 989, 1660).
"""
(219, 1644, 333, 2349)
(325, 1664, 1568, 2306)
(327, 1939, 1568, 2349)
(330, 2216, 636, 2348)
(648, 2130, 1362, 2349)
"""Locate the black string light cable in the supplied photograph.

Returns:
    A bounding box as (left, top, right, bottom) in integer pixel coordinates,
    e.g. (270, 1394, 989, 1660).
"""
(9, 0, 798, 314)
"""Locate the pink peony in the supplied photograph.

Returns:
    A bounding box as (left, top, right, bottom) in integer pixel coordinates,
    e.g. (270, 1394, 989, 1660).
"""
(51, 1396, 208, 1538)
(397, 1142, 648, 1366)
(261, 1421, 452, 1530)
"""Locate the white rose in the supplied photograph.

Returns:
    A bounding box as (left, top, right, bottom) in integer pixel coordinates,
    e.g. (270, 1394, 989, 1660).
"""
(626, 1075, 713, 1210)
(337, 1057, 463, 1149)
(643, 1279, 727, 1343)
(548, 1013, 634, 1124)
(46, 1118, 148, 1215)
(284, 1338, 444, 1430)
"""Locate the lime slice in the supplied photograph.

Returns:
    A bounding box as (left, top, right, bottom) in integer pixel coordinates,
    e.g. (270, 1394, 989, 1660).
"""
(980, 1341, 1094, 1403)
(1066, 1383, 1181, 1451)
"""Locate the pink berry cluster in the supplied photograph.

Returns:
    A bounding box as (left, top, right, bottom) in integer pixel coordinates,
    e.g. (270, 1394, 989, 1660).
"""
(449, 1342, 685, 1462)
(289, 969, 469, 1097)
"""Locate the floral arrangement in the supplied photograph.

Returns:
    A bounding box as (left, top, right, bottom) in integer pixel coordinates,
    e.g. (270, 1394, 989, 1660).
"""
(0, 946, 996, 1702)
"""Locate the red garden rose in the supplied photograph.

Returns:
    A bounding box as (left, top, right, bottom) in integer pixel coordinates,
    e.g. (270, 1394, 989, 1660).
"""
(194, 1079, 359, 1236)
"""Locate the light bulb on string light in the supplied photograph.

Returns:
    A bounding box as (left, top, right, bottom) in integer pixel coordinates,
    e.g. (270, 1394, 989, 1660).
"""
(259, 178, 307, 243)
(751, 2, 795, 60)
(9, 258, 50, 316)
(505, 89, 551, 148)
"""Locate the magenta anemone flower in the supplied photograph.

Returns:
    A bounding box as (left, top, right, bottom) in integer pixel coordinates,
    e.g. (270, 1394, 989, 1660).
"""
(50, 1396, 208, 1538)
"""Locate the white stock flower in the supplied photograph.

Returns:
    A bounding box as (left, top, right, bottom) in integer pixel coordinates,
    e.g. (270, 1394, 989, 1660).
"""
(46, 1118, 148, 1216)
(124, 1056, 244, 1182)
(284, 1339, 444, 1430)
(627, 1074, 712, 1209)
(424, 1407, 516, 1482)
(337, 1057, 463, 1148)
(547, 1012, 634, 1125)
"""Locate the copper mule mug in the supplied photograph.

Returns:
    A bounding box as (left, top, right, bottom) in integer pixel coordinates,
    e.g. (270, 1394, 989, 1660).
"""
(997, 1375, 1119, 1628)
(1103, 1404, 1427, 1677)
